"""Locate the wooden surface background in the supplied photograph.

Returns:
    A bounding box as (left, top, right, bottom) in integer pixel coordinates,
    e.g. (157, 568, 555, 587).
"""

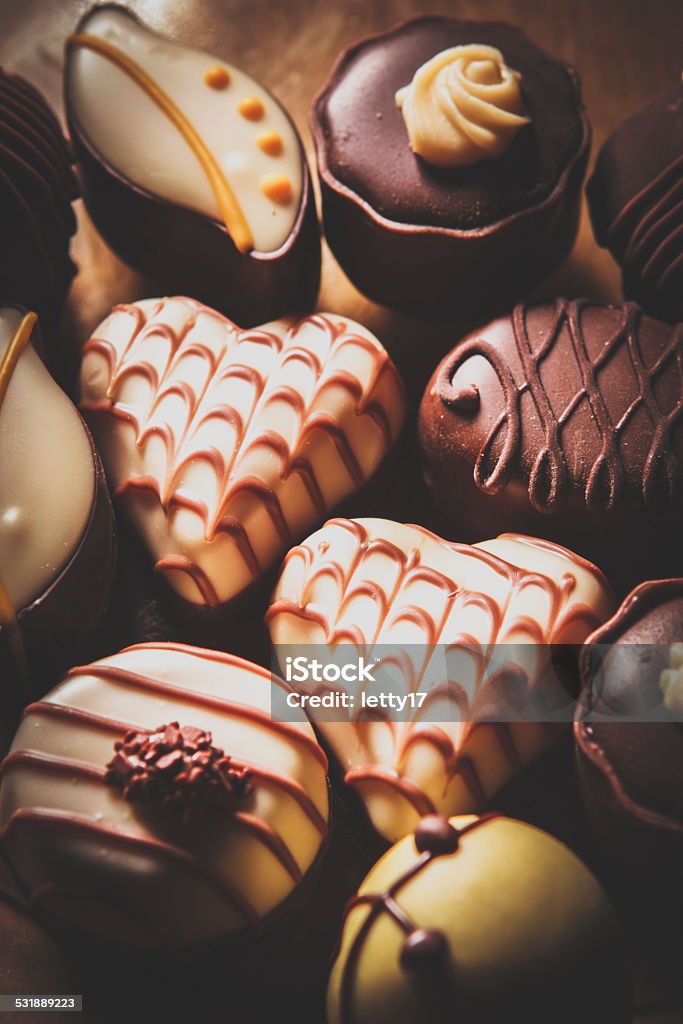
(1, 1, 683, 1021)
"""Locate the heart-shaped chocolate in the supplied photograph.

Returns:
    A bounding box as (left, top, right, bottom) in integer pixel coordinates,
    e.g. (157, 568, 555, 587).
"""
(80, 299, 405, 610)
(267, 517, 614, 842)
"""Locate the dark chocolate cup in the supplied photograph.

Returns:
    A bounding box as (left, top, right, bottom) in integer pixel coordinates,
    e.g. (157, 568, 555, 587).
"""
(0, 437, 116, 712)
(310, 17, 591, 320)
(64, 6, 321, 328)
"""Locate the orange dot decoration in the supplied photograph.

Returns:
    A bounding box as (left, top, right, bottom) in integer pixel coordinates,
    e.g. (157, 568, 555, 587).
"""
(257, 130, 284, 156)
(204, 65, 230, 90)
(260, 172, 293, 205)
(238, 96, 265, 121)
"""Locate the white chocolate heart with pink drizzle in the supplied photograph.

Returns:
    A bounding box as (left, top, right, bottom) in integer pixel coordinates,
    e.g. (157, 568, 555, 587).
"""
(80, 298, 405, 608)
(267, 518, 614, 842)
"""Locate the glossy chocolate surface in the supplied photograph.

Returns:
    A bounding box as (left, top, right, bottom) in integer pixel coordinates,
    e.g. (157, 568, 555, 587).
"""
(0, 67, 77, 328)
(419, 299, 683, 592)
(311, 16, 590, 316)
(588, 82, 683, 324)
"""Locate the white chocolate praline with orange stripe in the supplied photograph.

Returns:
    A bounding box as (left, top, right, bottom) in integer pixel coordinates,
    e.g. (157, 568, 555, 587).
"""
(66, 6, 302, 253)
(0, 307, 94, 616)
(327, 815, 627, 1024)
(79, 297, 406, 609)
(267, 518, 614, 843)
(0, 643, 330, 948)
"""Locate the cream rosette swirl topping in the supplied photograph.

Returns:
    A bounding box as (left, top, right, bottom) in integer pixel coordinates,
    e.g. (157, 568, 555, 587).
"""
(395, 44, 531, 168)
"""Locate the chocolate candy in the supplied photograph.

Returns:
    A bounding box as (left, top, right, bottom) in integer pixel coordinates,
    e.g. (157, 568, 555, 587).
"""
(419, 299, 683, 593)
(311, 16, 590, 317)
(588, 82, 683, 324)
(79, 297, 405, 613)
(65, 5, 320, 326)
(0, 67, 77, 328)
(0, 643, 330, 947)
(0, 306, 115, 701)
(267, 517, 613, 842)
(327, 814, 629, 1024)
(575, 578, 683, 933)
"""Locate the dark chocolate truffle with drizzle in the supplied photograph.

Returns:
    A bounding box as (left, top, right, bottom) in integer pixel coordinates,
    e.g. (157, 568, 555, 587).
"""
(588, 81, 683, 324)
(418, 299, 683, 593)
(0, 67, 77, 327)
(328, 814, 629, 1024)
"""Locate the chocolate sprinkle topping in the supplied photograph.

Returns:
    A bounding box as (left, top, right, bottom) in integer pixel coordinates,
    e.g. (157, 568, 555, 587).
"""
(105, 722, 253, 814)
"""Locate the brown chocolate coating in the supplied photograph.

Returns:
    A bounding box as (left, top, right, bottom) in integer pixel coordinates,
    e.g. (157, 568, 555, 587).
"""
(0, 68, 77, 328)
(311, 16, 590, 317)
(588, 82, 683, 325)
(574, 579, 683, 936)
(64, 5, 321, 328)
(418, 299, 683, 593)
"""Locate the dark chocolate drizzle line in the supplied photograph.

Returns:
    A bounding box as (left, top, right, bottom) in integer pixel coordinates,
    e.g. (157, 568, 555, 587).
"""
(0, 807, 258, 925)
(338, 814, 501, 1024)
(81, 308, 403, 604)
(65, 661, 328, 768)
(20, 701, 327, 834)
(269, 518, 602, 815)
(0, 751, 304, 884)
(0, 71, 77, 308)
(609, 153, 683, 292)
(441, 299, 683, 516)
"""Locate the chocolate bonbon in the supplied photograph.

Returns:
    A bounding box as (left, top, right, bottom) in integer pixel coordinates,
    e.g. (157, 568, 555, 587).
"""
(575, 579, 683, 929)
(588, 81, 683, 324)
(65, 5, 320, 326)
(327, 814, 629, 1024)
(267, 517, 613, 842)
(419, 298, 683, 592)
(0, 643, 330, 947)
(0, 306, 114, 699)
(311, 16, 590, 317)
(0, 67, 77, 328)
(79, 297, 405, 612)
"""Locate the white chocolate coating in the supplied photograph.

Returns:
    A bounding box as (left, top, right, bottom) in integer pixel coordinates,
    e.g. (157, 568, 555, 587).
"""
(79, 298, 405, 607)
(396, 45, 529, 167)
(0, 307, 94, 612)
(328, 815, 622, 1024)
(67, 7, 303, 253)
(268, 518, 614, 842)
(0, 643, 329, 947)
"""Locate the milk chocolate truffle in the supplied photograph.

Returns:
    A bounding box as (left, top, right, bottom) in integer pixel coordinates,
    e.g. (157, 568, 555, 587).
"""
(79, 297, 406, 613)
(588, 82, 683, 324)
(419, 298, 683, 592)
(0, 306, 115, 701)
(311, 16, 590, 317)
(575, 579, 683, 927)
(0, 67, 77, 327)
(64, 5, 320, 326)
(328, 814, 629, 1024)
(0, 643, 330, 947)
(267, 517, 614, 843)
